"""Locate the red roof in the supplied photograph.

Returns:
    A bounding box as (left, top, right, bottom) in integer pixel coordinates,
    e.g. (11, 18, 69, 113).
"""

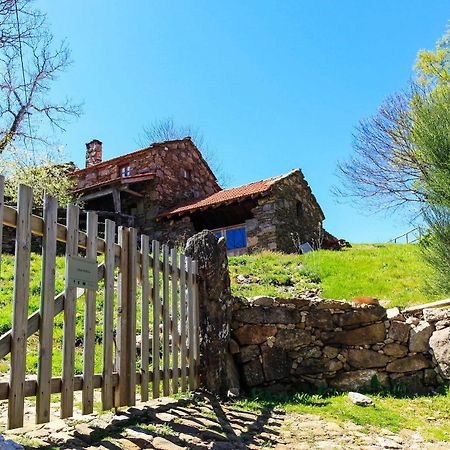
(158, 174, 285, 219)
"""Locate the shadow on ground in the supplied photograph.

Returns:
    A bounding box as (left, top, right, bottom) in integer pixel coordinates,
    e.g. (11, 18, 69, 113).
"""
(16, 392, 284, 449)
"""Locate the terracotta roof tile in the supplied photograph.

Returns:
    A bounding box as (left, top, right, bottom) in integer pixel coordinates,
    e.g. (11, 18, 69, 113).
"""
(158, 174, 285, 219)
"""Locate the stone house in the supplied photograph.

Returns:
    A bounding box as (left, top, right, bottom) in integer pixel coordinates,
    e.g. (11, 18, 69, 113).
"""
(73, 137, 325, 254)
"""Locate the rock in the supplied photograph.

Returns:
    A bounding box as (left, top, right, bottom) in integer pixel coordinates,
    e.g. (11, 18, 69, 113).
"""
(423, 368, 438, 386)
(348, 392, 374, 406)
(383, 343, 408, 358)
(274, 328, 311, 349)
(314, 299, 352, 310)
(336, 306, 386, 328)
(323, 346, 339, 359)
(429, 327, 450, 379)
(250, 296, 275, 306)
(386, 355, 430, 373)
(152, 436, 185, 450)
(262, 347, 290, 381)
(185, 230, 235, 397)
(298, 346, 322, 358)
(227, 387, 240, 398)
(435, 320, 450, 330)
(306, 309, 334, 330)
(376, 436, 403, 449)
(326, 323, 385, 345)
(229, 338, 240, 354)
(423, 308, 450, 322)
(242, 358, 265, 387)
(347, 349, 391, 369)
(388, 321, 411, 343)
(409, 321, 433, 353)
(387, 307, 404, 321)
(296, 358, 343, 375)
(389, 372, 429, 395)
(234, 307, 302, 324)
(237, 344, 260, 363)
(234, 325, 278, 345)
(330, 369, 389, 391)
(406, 316, 420, 325)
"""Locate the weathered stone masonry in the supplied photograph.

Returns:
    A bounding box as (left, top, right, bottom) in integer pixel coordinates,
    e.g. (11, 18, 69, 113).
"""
(230, 296, 449, 394)
(245, 170, 324, 254)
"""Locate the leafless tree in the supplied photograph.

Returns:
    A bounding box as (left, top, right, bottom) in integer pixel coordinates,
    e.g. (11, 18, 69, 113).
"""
(0, 0, 80, 154)
(334, 88, 428, 212)
(0, 0, 44, 49)
(138, 117, 230, 187)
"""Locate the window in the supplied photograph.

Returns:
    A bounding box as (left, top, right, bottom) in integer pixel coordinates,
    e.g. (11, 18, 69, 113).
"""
(212, 225, 247, 250)
(120, 165, 131, 177)
(182, 169, 192, 180)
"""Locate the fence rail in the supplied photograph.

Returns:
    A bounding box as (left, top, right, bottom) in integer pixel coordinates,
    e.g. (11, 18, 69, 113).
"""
(389, 226, 423, 244)
(0, 177, 200, 430)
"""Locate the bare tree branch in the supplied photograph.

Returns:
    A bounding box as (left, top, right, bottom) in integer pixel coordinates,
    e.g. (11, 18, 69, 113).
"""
(334, 87, 428, 212)
(138, 117, 230, 187)
(0, 1, 81, 154)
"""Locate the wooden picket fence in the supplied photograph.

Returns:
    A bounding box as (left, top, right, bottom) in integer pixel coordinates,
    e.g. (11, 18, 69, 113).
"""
(0, 176, 200, 430)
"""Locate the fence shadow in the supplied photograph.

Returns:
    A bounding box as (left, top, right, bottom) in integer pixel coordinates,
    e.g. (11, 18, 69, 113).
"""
(21, 392, 284, 449)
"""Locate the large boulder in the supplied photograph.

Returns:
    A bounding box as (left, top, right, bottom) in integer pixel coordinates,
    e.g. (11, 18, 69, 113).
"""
(185, 231, 235, 397)
(429, 327, 450, 379)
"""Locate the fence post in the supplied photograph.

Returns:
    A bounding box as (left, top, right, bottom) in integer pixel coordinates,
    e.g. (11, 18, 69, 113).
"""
(82, 211, 98, 414)
(115, 226, 130, 406)
(36, 195, 58, 424)
(185, 230, 240, 397)
(102, 219, 115, 410)
(8, 184, 33, 429)
(61, 204, 80, 419)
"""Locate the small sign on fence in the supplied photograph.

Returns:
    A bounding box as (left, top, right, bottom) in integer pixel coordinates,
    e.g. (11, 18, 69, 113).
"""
(67, 255, 98, 290)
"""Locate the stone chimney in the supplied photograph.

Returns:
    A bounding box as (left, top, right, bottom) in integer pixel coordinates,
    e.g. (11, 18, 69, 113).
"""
(85, 139, 103, 167)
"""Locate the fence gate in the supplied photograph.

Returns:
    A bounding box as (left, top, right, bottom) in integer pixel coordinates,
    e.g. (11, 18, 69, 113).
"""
(0, 177, 200, 430)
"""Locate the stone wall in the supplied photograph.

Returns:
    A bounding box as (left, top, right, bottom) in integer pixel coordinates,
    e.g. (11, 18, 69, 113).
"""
(231, 296, 449, 394)
(246, 170, 325, 254)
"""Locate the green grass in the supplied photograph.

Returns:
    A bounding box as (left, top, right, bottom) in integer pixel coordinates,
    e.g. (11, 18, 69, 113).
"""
(229, 244, 448, 308)
(0, 252, 156, 376)
(233, 388, 450, 442)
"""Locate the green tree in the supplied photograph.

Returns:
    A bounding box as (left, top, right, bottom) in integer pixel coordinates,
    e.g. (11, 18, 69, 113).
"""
(412, 31, 450, 292)
(1, 147, 77, 207)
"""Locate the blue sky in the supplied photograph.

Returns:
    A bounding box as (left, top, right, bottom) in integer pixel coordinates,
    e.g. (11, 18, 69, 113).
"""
(39, 1, 449, 242)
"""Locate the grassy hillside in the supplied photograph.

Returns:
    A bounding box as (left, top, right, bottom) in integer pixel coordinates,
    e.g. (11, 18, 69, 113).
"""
(0, 243, 446, 375)
(229, 244, 448, 308)
(0, 253, 108, 375)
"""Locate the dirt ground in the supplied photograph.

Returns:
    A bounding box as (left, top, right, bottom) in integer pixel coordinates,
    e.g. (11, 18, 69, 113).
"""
(1, 393, 448, 450)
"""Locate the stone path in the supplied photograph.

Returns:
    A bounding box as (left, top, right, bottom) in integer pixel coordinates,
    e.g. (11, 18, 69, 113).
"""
(1, 394, 448, 449)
